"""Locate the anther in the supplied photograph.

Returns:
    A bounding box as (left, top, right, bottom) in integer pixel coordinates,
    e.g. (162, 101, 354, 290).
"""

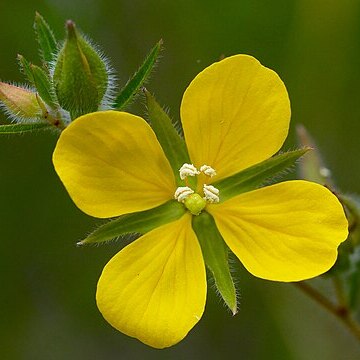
(174, 186, 194, 202)
(203, 184, 220, 203)
(179, 163, 200, 180)
(200, 165, 217, 177)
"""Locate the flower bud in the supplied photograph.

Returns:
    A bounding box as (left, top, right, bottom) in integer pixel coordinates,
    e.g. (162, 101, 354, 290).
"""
(0, 82, 41, 120)
(53, 20, 108, 119)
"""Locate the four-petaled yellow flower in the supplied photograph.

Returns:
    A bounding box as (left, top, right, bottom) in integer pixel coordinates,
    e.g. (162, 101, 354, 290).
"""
(53, 55, 348, 348)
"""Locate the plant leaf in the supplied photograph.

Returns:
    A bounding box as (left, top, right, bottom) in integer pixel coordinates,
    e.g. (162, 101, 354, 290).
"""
(34, 12, 58, 64)
(78, 200, 186, 245)
(192, 211, 237, 314)
(113, 40, 162, 110)
(17, 55, 35, 84)
(145, 90, 192, 186)
(31, 64, 57, 108)
(0, 122, 52, 134)
(214, 148, 310, 202)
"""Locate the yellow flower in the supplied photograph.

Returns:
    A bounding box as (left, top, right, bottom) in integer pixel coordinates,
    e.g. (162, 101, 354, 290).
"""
(53, 55, 348, 348)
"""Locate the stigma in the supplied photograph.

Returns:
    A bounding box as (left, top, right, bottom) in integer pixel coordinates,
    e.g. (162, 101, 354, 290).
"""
(174, 163, 220, 214)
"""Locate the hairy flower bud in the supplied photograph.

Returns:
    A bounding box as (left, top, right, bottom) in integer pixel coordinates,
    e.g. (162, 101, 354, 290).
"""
(53, 20, 109, 119)
(0, 82, 41, 120)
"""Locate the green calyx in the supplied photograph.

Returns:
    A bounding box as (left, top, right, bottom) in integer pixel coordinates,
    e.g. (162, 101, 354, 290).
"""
(184, 193, 206, 215)
(213, 148, 310, 202)
(53, 20, 108, 119)
(78, 200, 186, 246)
(192, 212, 237, 314)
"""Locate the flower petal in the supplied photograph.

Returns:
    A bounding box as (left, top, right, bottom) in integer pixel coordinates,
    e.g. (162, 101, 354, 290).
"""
(207, 181, 348, 281)
(53, 111, 175, 218)
(96, 214, 206, 348)
(181, 54, 290, 181)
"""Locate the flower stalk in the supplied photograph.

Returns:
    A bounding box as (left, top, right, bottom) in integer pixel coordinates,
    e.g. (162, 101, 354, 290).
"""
(295, 281, 360, 342)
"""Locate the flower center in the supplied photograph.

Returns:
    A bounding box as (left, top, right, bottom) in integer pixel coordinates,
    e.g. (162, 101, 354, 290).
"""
(174, 163, 220, 215)
(184, 193, 206, 215)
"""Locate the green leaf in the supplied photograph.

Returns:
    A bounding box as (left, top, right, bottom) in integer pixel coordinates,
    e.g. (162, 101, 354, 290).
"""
(192, 211, 237, 314)
(30, 64, 57, 108)
(17, 55, 35, 84)
(113, 40, 162, 110)
(0, 122, 52, 134)
(78, 200, 186, 246)
(34, 12, 58, 64)
(214, 148, 310, 202)
(145, 90, 192, 186)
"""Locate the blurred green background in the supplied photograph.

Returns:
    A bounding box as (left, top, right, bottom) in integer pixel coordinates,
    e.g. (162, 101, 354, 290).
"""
(1, 0, 360, 359)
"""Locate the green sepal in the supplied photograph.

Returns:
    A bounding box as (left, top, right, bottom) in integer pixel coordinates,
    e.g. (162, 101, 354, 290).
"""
(17, 55, 35, 84)
(145, 89, 192, 186)
(113, 40, 162, 110)
(30, 64, 57, 108)
(0, 122, 52, 134)
(34, 12, 58, 64)
(214, 148, 310, 202)
(192, 211, 237, 314)
(53, 20, 108, 119)
(78, 200, 186, 246)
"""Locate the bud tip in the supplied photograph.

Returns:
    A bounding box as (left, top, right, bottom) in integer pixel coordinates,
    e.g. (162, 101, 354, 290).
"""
(66, 19, 76, 35)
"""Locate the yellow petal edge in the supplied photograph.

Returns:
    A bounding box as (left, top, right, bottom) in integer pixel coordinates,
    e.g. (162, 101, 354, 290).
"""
(53, 111, 175, 218)
(208, 180, 348, 281)
(96, 214, 207, 348)
(181, 54, 291, 181)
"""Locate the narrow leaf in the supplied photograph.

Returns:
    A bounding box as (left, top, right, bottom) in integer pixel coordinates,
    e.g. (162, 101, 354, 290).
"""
(192, 211, 237, 314)
(17, 55, 35, 84)
(145, 90, 191, 186)
(79, 200, 186, 245)
(214, 148, 310, 202)
(113, 40, 162, 110)
(31, 64, 57, 108)
(0, 122, 52, 134)
(34, 12, 58, 63)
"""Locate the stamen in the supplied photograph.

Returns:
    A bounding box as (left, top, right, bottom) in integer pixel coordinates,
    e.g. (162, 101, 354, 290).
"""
(174, 186, 194, 202)
(203, 184, 220, 203)
(179, 163, 200, 180)
(200, 165, 217, 177)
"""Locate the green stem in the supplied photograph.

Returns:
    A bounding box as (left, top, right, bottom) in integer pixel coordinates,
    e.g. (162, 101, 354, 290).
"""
(294, 281, 360, 342)
(332, 276, 347, 308)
